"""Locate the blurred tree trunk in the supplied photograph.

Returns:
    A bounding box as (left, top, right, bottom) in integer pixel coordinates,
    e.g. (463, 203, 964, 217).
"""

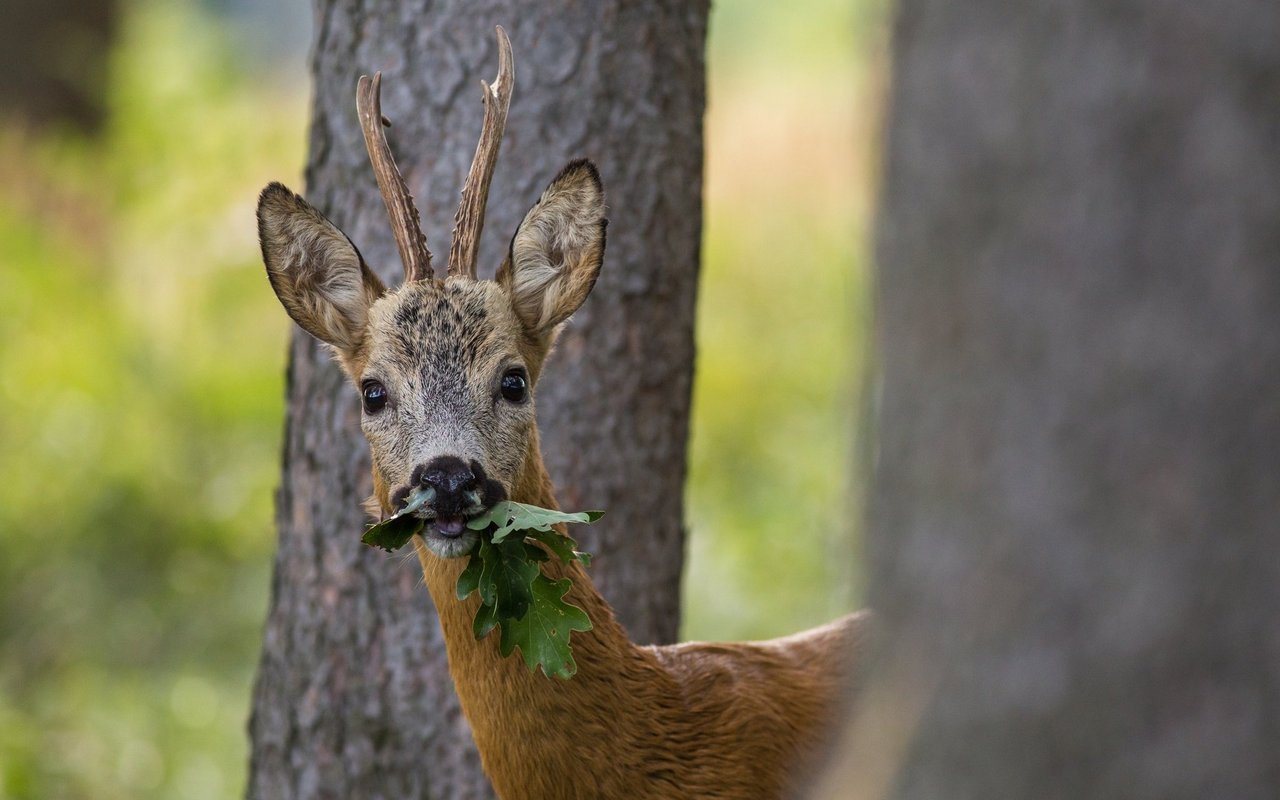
(813, 0, 1280, 798)
(0, 0, 116, 134)
(246, 2, 707, 798)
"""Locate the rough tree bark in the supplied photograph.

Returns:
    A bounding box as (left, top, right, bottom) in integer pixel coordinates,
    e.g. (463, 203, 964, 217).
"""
(812, 0, 1280, 797)
(247, 3, 707, 797)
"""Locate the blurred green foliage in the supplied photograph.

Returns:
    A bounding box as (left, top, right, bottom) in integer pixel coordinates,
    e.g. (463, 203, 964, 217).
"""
(0, 1, 875, 797)
(0, 5, 301, 798)
(685, 0, 878, 640)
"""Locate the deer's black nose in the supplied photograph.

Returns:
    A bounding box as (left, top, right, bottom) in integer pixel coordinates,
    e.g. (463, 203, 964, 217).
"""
(421, 457, 477, 495)
(398, 457, 506, 521)
(413, 456, 479, 517)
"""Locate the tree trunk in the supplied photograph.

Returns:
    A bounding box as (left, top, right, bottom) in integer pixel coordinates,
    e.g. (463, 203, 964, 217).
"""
(814, 0, 1280, 797)
(246, 3, 707, 797)
(0, 0, 116, 134)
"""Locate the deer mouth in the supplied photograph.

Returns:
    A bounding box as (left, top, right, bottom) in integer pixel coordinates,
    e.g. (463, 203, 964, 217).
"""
(391, 461, 507, 559)
(432, 515, 469, 537)
(422, 490, 503, 560)
(423, 522, 478, 559)
(420, 502, 486, 560)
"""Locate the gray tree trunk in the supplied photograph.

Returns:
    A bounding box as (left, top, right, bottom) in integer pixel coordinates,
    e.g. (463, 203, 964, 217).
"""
(246, 2, 707, 797)
(814, 0, 1280, 798)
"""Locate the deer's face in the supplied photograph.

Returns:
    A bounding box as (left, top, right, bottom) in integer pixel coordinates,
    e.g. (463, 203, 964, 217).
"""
(256, 160, 606, 559)
(357, 280, 536, 556)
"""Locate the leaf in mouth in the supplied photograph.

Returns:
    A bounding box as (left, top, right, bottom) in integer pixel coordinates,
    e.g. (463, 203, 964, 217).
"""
(466, 501, 604, 543)
(360, 487, 433, 552)
(456, 501, 602, 679)
(362, 493, 602, 679)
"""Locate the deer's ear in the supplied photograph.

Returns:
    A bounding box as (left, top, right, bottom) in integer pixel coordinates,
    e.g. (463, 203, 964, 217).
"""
(257, 183, 385, 363)
(498, 159, 606, 337)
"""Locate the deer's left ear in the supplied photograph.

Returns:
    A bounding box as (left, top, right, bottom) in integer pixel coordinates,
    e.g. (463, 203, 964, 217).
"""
(257, 182, 386, 367)
(498, 159, 606, 337)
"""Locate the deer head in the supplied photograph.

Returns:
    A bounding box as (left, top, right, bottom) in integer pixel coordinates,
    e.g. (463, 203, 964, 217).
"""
(256, 27, 606, 559)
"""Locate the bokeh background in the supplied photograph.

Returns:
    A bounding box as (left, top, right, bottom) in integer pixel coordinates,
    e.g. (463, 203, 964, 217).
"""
(0, 0, 882, 796)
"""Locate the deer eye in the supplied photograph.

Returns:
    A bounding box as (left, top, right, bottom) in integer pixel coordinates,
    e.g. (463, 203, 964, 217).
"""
(361, 380, 388, 414)
(499, 369, 528, 403)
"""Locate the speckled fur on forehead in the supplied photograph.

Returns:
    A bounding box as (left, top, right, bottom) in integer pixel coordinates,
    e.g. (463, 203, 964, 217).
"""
(359, 278, 546, 383)
(355, 275, 549, 518)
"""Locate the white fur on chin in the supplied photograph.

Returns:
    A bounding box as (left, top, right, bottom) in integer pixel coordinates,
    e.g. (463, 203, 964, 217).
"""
(421, 527, 479, 560)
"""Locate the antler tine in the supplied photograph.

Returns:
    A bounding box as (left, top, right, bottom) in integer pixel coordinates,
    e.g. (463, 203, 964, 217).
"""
(356, 72, 434, 284)
(448, 25, 515, 279)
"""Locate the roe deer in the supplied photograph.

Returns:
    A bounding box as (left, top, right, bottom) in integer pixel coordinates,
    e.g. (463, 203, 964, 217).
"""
(256, 26, 869, 800)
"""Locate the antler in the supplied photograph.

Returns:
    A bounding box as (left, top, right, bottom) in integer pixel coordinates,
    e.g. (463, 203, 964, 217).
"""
(448, 25, 515, 279)
(357, 72, 434, 283)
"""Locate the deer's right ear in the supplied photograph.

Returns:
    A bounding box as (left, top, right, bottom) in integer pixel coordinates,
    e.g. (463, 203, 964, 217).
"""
(498, 159, 606, 338)
(257, 183, 385, 362)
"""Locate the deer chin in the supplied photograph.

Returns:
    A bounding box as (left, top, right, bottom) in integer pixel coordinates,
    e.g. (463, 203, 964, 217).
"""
(421, 519, 480, 560)
(418, 501, 492, 560)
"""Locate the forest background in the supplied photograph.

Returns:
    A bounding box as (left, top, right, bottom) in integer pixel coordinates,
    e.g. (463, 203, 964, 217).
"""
(0, 1, 878, 796)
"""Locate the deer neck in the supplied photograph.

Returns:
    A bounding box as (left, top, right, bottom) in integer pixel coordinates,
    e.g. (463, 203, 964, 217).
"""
(410, 435, 674, 798)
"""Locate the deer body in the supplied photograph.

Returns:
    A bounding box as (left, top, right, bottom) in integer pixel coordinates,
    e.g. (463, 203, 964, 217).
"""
(258, 27, 867, 799)
(412, 433, 866, 800)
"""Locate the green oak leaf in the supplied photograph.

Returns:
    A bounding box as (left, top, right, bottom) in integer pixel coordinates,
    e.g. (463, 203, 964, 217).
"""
(522, 542, 551, 563)
(456, 529, 567, 605)
(459, 543, 549, 639)
(477, 537, 539, 621)
(525, 528, 592, 567)
(467, 501, 604, 543)
(498, 574, 594, 679)
(360, 514, 423, 552)
(456, 552, 483, 600)
(473, 598, 500, 641)
(375, 495, 602, 678)
(361, 485, 433, 552)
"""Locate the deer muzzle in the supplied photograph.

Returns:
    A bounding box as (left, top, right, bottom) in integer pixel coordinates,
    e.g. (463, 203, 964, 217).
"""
(394, 456, 507, 558)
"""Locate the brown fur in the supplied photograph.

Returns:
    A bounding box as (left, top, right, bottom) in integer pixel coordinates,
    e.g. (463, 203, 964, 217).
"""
(259, 160, 871, 799)
(407, 457, 870, 800)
